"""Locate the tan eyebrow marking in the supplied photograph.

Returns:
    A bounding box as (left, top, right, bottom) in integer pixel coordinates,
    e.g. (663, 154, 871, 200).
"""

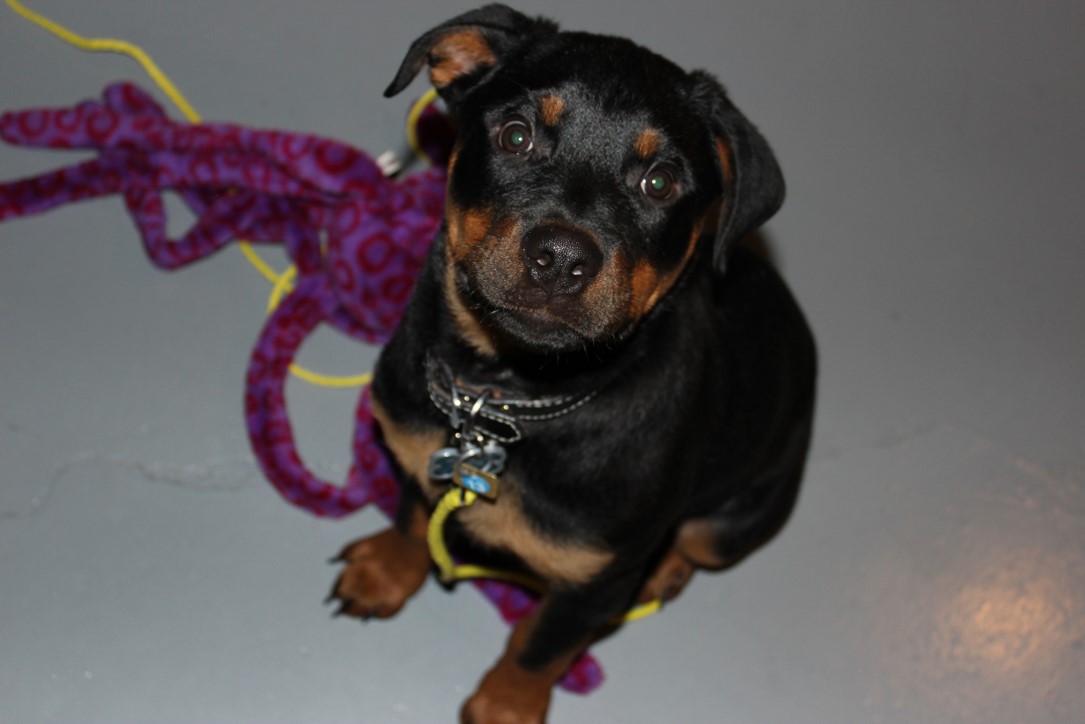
(635, 128, 663, 159)
(539, 94, 566, 126)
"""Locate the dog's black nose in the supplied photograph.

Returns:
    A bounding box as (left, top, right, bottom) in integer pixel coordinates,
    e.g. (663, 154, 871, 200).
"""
(521, 225, 602, 297)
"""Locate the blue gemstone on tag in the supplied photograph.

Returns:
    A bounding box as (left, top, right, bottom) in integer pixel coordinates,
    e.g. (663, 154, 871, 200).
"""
(461, 474, 491, 495)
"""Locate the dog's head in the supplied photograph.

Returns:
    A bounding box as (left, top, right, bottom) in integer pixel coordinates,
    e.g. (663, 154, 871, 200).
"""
(386, 4, 784, 356)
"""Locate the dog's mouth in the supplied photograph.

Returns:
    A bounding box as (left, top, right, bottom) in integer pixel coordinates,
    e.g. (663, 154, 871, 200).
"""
(452, 263, 603, 352)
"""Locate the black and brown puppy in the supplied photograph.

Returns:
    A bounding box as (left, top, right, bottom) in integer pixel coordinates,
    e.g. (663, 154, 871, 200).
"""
(330, 5, 816, 721)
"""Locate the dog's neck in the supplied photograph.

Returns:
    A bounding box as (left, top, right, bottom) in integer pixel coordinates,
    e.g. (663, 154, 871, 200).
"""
(422, 353, 604, 444)
(428, 321, 635, 403)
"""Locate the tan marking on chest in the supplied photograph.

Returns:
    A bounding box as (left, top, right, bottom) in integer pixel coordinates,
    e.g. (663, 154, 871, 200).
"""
(370, 396, 446, 500)
(457, 482, 614, 585)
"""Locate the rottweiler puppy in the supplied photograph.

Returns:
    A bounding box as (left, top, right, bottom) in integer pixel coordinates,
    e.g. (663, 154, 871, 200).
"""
(330, 5, 816, 721)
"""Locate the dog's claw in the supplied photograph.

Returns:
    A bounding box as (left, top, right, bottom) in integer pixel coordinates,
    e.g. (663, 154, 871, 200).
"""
(323, 528, 431, 621)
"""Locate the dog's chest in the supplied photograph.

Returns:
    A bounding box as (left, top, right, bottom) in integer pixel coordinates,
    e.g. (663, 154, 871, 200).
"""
(370, 396, 613, 585)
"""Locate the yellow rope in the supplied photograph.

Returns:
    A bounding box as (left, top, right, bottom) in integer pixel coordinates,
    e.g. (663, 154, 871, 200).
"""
(622, 596, 663, 623)
(5, 0, 201, 122)
(427, 488, 544, 591)
(406, 88, 439, 162)
(264, 265, 374, 388)
(428, 487, 663, 623)
(5, 0, 392, 388)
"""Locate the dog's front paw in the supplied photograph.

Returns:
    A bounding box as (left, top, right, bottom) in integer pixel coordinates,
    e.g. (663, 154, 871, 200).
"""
(327, 527, 431, 619)
(460, 665, 551, 724)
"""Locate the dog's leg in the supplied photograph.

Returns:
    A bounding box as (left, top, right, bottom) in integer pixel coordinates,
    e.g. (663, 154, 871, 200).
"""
(328, 496, 431, 619)
(460, 605, 572, 724)
(636, 545, 698, 604)
(678, 441, 810, 572)
(461, 574, 639, 724)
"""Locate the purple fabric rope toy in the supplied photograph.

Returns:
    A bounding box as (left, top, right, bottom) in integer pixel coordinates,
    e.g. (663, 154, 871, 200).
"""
(0, 82, 603, 693)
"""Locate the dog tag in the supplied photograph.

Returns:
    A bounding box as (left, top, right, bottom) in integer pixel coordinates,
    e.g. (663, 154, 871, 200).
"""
(427, 447, 460, 480)
(452, 462, 500, 500)
(480, 441, 507, 475)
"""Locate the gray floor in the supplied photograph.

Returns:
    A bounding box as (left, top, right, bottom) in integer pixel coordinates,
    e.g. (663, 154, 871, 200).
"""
(2, 1, 1083, 722)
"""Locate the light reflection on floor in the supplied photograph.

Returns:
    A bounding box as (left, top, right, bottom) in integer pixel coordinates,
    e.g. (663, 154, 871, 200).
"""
(850, 426, 1084, 722)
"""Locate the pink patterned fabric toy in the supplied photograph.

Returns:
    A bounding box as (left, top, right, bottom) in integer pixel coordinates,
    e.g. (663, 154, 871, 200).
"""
(0, 82, 603, 693)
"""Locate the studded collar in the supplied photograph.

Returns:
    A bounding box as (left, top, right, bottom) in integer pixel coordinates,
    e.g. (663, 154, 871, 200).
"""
(424, 354, 600, 444)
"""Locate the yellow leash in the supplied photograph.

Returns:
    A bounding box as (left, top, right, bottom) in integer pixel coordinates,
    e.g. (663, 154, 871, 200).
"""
(427, 488, 544, 591)
(427, 487, 664, 624)
(5, 0, 200, 122)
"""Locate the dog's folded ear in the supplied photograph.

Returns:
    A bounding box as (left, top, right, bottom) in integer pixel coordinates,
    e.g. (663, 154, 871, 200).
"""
(689, 72, 785, 275)
(384, 4, 556, 106)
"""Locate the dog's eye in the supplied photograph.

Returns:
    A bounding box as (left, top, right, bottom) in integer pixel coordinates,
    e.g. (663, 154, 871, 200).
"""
(640, 164, 679, 202)
(497, 119, 534, 155)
